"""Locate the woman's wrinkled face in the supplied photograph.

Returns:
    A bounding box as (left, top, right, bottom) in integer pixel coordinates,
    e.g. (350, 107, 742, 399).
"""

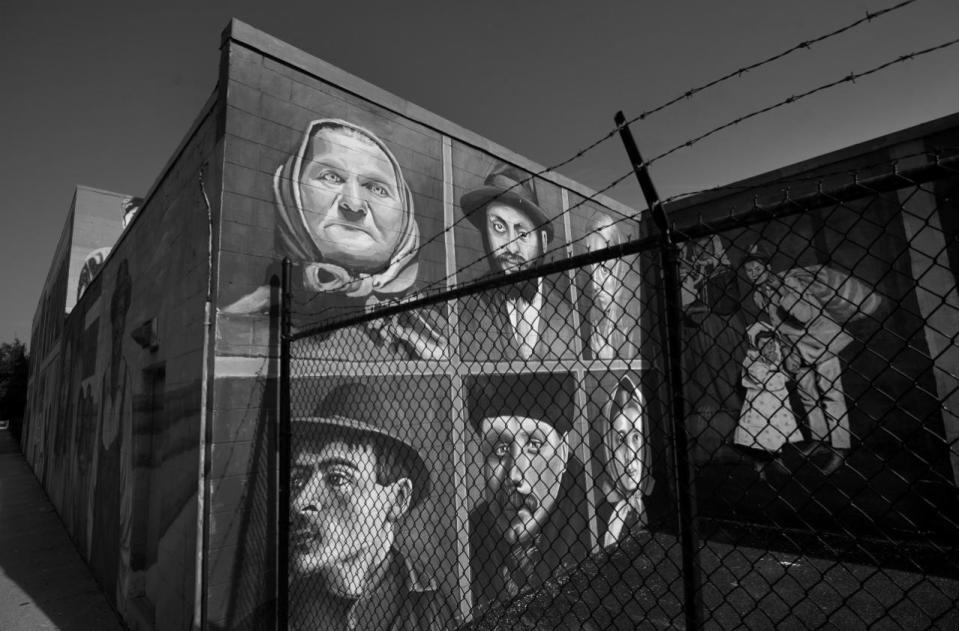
(609, 404, 646, 494)
(299, 127, 406, 272)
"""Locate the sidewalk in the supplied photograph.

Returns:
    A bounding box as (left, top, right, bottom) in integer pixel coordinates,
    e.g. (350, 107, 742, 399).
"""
(0, 428, 125, 630)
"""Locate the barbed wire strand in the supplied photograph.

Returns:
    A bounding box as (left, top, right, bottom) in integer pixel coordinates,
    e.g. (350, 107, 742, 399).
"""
(621, 0, 923, 128)
(292, 0, 922, 311)
(294, 35, 959, 325)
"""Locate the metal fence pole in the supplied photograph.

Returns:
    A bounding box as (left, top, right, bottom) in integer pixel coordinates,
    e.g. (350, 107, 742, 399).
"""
(277, 258, 292, 631)
(616, 111, 704, 630)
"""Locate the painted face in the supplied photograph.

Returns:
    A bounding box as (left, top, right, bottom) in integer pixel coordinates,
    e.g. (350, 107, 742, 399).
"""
(299, 128, 406, 273)
(743, 260, 769, 285)
(609, 404, 646, 495)
(486, 203, 542, 274)
(290, 440, 401, 587)
(481, 415, 568, 546)
(758, 337, 781, 364)
(585, 230, 625, 309)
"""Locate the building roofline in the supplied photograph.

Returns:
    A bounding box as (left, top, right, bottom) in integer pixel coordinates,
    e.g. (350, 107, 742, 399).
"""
(665, 110, 959, 215)
(222, 18, 634, 217)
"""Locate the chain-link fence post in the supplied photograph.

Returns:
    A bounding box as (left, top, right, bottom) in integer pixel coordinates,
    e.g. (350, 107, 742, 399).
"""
(616, 111, 705, 630)
(277, 258, 292, 631)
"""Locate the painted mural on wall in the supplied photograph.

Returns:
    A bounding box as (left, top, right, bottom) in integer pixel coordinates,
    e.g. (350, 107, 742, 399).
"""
(595, 375, 655, 549)
(674, 194, 959, 537)
(465, 373, 589, 611)
(25, 169, 211, 629)
(222, 118, 447, 361)
(211, 43, 958, 628)
(455, 162, 575, 362)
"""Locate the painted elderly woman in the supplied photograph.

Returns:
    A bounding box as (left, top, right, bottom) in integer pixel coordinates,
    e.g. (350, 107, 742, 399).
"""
(597, 376, 655, 548)
(224, 119, 446, 360)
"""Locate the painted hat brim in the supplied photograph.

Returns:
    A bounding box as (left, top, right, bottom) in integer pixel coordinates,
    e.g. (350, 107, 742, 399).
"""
(460, 186, 554, 241)
(291, 415, 431, 507)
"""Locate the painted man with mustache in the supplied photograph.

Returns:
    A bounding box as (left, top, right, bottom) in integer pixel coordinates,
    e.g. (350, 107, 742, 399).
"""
(287, 383, 454, 631)
(458, 163, 576, 362)
(468, 374, 588, 609)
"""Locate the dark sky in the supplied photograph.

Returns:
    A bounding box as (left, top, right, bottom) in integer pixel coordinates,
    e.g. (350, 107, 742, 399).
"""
(2, 0, 957, 344)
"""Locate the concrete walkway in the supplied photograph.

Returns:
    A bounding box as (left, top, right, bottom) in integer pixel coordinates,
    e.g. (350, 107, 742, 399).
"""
(0, 428, 125, 630)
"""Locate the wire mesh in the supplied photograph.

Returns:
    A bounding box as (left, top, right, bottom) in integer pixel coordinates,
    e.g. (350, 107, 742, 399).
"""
(282, 151, 959, 630)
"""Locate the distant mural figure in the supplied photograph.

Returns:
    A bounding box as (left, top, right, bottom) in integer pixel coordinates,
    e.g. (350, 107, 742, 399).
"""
(91, 259, 134, 604)
(732, 322, 802, 479)
(468, 375, 588, 608)
(458, 163, 576, 361)
(287, 383, 454, 631)
(679, 235, 746, 460)
(224, 119, 445, 359)
(598, 376, 655, 548)
(743, 242, 883, 475)
(583, 213, 638, 360)
(121, 196, 144, 230)
(77, 247, 111, 301)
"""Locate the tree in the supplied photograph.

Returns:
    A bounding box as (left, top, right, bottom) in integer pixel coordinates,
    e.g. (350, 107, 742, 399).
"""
(0, 339, 29, 438)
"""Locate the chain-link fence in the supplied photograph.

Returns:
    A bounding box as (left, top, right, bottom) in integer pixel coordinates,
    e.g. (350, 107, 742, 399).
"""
(279, 150, 959, 630)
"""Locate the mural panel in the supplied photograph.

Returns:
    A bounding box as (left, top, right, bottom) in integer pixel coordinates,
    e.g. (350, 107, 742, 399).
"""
(219, 78, 448, 362)
(285, 375, 457, 630)
(568, 195, 643, 361)
(464, 372, 589, 611)
(452, 148, 577, 362)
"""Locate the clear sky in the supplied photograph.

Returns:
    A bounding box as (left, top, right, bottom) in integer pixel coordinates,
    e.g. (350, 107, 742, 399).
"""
(2, 0, 957, 346)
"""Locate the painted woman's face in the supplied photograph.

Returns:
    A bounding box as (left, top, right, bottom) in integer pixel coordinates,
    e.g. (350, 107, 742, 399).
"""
(609, 403, 645, 494)
(300, 127, 406, 272)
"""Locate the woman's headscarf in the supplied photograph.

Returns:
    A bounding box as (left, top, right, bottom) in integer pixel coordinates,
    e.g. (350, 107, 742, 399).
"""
(600, 375, 655, 502)
(600, 376, 655, 546)
(274, 118, 420, 305)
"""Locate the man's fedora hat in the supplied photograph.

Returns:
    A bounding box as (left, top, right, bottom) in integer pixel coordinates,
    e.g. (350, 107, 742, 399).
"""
(460, 163, 554, 242)
(293, 382, 431, 507)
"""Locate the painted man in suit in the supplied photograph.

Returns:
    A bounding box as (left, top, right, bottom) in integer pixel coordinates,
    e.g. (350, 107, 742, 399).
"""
(458, 163, 576, 361)
(744, 242, 882, 474)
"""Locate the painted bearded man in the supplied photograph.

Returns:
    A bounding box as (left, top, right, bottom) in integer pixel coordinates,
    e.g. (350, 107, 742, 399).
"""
(467, 374, 588, 609)
(224, 119, 445, 359)
(458, 163, 576, 362)
(288, 383, 454, 630)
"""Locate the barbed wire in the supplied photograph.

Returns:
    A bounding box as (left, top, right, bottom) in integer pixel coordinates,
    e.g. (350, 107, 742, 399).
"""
(641, 35, 959, 170)
(620, 0, 924, 128)
(287, 0, 924, 312)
